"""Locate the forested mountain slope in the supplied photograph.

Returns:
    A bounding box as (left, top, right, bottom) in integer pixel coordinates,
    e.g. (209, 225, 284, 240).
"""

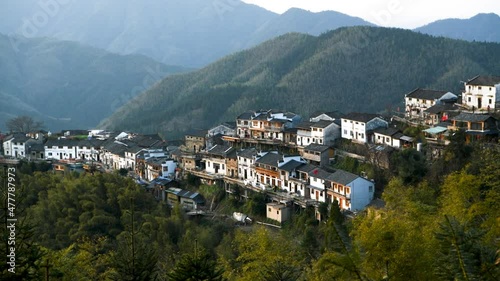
(100, 26, 500, 139)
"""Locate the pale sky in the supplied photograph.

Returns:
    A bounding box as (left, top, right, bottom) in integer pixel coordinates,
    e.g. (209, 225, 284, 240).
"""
(242, 0, 500, 28)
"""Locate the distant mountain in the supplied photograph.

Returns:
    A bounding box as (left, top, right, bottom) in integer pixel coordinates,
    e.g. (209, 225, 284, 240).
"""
(0, 34, 190, 132)
(415, 13, 500, 42)
(0, 0, 373, 67)
(99, 26, 500, 139)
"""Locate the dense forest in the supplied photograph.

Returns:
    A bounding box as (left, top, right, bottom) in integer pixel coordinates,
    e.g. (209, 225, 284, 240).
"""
(1, 136, 499, 280)
(100, 26, 500, 139)
(0, 33, 190, 132)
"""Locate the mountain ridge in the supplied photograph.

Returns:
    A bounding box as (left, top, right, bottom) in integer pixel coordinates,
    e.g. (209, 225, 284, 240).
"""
(0, 33, 191, 132)
(99, 26, 500, 139)
(415, 13, 500, 42)
(0, 0, 373, 67)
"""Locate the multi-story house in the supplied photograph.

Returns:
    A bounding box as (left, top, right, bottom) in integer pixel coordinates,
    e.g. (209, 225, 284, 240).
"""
(327, 170, 375, 211)
(237, 147, 259, 184)
(184, 130, 207, 153)
(296, 120, 340, 148)
(341, 113, 388, 144)
(45, 139, 103, 161)
(2, 133, 30, 158)
(279, 160, 307, 195)
(254, 151, 302, 190)
(448, 112, 498, 141)
(296, 121, 313, 147)
(373, 127, 405, 149)
(302, 144, 333, 167)
(308, 167, 331, 203)
(235, 109, 301, 142)
(405, 88, 458, 119)
(310, 120, 340, 146)
(203, 144, 234, 177)
(462, 76, 500, 110)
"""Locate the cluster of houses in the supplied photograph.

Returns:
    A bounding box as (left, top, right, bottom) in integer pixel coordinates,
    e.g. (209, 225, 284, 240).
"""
(2, 75, 499, 222)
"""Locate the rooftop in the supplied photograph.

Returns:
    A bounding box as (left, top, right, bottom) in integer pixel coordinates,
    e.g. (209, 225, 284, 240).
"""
(466, 75, 500, 86)
(342, 112, 382, 123)
(451, 112, 496, 122)
(405, 88, 448, 100)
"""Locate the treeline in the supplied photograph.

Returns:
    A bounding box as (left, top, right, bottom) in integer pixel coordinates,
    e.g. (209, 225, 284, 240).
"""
(1, 142, 500, 280)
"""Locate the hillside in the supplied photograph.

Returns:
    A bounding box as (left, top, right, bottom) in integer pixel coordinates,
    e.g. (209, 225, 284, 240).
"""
(1, 0, 372, 67)
(0, 34, 189, 131)
(415, 13, 500, 42)
(100, 26, 500, 139)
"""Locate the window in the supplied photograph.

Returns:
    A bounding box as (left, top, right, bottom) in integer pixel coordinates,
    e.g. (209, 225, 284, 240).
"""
(378, 136, 381, 140)
(319, 139, 323, 144)
(386, 137, 390, 142)
(268, 208, 271, 212)
(48, 152, 52, 156)
(468, 97, 471, 102)
(346, 187, 350, 194)
(478, 86, 482, 90)
(489, 99, 492, 104)
(369, 186, 373, 192)
(343, 130, 347, 134)
(277, 210, 279, 215)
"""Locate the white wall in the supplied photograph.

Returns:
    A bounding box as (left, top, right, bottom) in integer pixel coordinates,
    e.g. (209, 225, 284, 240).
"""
(161, 160, 177, 178)
(205, 158, 226, 175)
(349, 177, 375, 211)
(463, 83, 499, 109)
(341, 119, 368, 143)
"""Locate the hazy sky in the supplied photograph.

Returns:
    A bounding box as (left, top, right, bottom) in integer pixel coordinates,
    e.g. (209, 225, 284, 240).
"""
(243, 0, 500, 28)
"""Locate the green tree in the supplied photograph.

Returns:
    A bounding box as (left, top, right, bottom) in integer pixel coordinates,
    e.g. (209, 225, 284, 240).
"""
(391, 148, 427, 184)
(167, 248, 224, 281)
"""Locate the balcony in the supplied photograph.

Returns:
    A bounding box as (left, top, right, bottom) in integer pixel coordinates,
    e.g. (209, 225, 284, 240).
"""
(264, 125, 283, 132)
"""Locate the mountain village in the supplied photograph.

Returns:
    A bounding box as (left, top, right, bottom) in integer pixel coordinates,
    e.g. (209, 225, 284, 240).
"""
(2, 75, 500, 223)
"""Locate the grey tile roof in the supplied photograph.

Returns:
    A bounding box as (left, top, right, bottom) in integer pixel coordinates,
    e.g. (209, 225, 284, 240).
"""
(255, 152, 283, 167)
(373, 127, 401, 137)
(424, 104, 460, 114)
(328, 170, 359, 185)
(297, 163, 318, 173)
(310, 111, 343, 120)
(309, 167, 331, 180)
(466, 75, 500, 86)
(304, 144, 330, 153)
(451, 113, 496, 122)
(4, 133, 30, 143)
(207, 144, 234, 157)
(167, 188, 205, 204)
(279, 160, 305, 172)
(185, 129, 207, 138)
(237, 111, 255, 120)
(311, 120, 335, 129)
(405, 88, 448, 100)
(237, 147, 258, 159)
(342, 112, 382, 123)
(295, 121, 314, 130)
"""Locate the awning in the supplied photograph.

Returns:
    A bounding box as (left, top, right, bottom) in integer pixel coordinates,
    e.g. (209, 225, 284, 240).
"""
(400, 136, 415, 142)
(423, 127, 447, 135)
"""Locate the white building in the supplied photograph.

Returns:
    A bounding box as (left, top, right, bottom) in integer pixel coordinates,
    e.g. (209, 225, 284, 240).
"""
(462, 76, 500, 110)
(44, 139, 102, 161)
(308, 168, 331, 202)
(405, 88, 457, 119)
(327, 170, 375, 211)
(237, 147, 259, 184)
(2, 134, 30, 158)
(341, 113, 388, 144)
(203, 145, 234, 177)
(373, 127, 404, 149)
(310, 120, 340, 146)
